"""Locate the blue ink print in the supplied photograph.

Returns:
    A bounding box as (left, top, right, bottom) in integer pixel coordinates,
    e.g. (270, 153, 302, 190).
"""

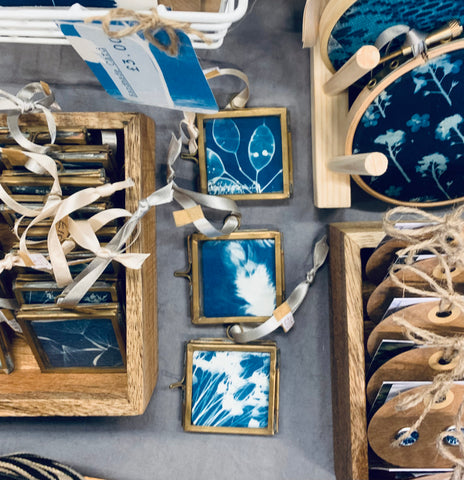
(436, 114, 464, 145)
(412, 55, 462, 106)
(31, 318, 124, 369)
(204, 115, 284, 196)
(191, 350, 271, 428)
(200, 239, 277, 318)
(407, 113, 430, 132)
(416, 153, 450, 200)
(361, 92, 391, 128)
(385, 185, 403, 198)
(374, 129, 410, 182)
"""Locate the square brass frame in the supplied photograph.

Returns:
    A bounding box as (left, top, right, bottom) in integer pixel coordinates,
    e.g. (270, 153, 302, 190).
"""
(0, 324, 13, 374)
(17, 304, 126, 373)
(187, 230, 285, 324)
(181, 338, 279, 435)
(196, 108, 293, 200)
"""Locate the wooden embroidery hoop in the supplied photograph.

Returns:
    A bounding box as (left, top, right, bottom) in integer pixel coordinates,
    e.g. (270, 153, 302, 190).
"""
(346, 39, 464, 207)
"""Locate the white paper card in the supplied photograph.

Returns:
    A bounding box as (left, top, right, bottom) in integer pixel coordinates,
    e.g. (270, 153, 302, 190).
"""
(57, 19, 219, 112)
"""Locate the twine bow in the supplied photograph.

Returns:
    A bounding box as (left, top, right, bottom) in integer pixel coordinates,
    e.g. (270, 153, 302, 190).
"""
(383, 206, 464, 267)
(391, 317, 464, 449)
(85, 7, 210, 57)
(0, 82, 60, 154)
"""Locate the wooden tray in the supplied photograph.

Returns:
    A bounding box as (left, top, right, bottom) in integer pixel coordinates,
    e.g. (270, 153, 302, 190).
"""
(0, 112, 157, 416)
(329, 222, 385, 479)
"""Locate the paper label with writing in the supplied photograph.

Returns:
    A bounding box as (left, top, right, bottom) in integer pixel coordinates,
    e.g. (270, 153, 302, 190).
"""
(57, 20, 218, 113)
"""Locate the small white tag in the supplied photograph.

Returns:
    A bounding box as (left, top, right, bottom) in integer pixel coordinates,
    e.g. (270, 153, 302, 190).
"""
(280, 312, 295, 333)
(29, 253, 53, 271)
(57, 19, 218, 113)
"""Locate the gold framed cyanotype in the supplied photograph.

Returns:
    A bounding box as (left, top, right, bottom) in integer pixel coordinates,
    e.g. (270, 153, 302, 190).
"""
(17, 304, 126, 373)
(13, 277, 119, 306)
(176, 339, 279, 435)
(0, 324, 14, 374)
(196, 108, 292, 200)
(181, 230, 285, 325)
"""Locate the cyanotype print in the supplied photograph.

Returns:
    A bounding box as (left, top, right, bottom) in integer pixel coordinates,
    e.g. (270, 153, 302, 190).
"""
(203, 115, 284, 195)
(22, 289, 113, 305)
(30, 318, 124, 369)
(200, 238, 277, 317)
(353, 49, 464, 203)
(191, 350, 271, 428)
(327, 0, 464, 70)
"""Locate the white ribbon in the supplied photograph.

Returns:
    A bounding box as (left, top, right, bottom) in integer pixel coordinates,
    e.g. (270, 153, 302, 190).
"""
(58, 134, 241, 306)
(0, 297, 21, 333)
(0, 82, 60, 154)
(228, 236, 329, 343)
(375, 24, 428, 58)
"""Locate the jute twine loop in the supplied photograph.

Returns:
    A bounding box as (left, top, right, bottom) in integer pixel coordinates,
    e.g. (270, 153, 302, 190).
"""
(390, 317, 464, 447)
(381, 207, 464, 469)
(383, 206, 464, 268)
(85, 7, 211, 56)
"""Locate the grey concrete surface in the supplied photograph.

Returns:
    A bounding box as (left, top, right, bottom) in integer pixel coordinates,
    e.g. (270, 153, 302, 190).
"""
(0, 1, 392, 479)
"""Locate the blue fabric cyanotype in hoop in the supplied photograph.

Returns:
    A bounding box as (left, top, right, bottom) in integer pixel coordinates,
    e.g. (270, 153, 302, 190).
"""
(321, 0, 464, 70)
(347, 40, 464, 206)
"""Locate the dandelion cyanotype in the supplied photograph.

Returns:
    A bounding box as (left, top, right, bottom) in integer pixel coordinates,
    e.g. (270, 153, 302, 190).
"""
(30, 318, 124, 369)
(200, 238, 277, 318)
(204, 115, 284, 196)
(416, 153, 450, 199)
(412, 54, 462, 106)
(191, 350, 271, 428)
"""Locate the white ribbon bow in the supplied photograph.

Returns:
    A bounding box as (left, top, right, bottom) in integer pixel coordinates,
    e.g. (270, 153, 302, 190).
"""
(0, 82, 61, 154)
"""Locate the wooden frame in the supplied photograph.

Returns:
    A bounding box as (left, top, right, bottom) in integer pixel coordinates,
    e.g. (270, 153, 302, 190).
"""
(17, 305, 126, 373)
(186, 230, 285, 325)
(329, 222, 384, 480)
(310, 4, 351, 208)
(196, 108, 293, 200)
(0, 112, 157, 416)
(181, 339, 279, 435)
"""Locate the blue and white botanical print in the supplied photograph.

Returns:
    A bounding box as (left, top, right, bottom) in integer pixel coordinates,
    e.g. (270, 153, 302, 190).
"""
(191, 350, 271, 428)
(30, 318, 124, 369)
(353, 50, 464, 203)
(328, 0, 464, 70)
(23, 289, 113, 305)
(204, 115, 284, 195)
(200, 238, 277, 318)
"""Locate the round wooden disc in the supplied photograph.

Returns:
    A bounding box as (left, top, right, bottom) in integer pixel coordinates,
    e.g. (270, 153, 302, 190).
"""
(319, 0, 464, 72)
(367, 300, 464, 357)
(345, 40, 464, 207)
(366, 347, 459, 404)
(368, 384, 464, 468)
(366, 257, 464, 323)
(365, 237, 408, 284)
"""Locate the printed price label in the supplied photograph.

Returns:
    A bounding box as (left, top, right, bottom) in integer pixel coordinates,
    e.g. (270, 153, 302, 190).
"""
(57, 20, 218, 112)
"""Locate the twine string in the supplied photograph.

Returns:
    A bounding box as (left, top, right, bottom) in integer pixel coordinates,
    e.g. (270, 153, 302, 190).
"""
(85, 7, 211, 56)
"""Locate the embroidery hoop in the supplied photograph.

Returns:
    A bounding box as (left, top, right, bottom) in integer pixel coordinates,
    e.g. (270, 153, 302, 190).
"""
(345, 38, 464, 207)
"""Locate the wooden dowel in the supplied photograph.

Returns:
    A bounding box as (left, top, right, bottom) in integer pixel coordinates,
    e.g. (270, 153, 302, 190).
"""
(302, 0, 323, 48)
(323, 45, 380, 96)
(328, 152, 388, 176)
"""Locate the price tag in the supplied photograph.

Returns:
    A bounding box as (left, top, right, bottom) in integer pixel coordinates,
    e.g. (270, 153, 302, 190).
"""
(57, 19, 218, 113)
